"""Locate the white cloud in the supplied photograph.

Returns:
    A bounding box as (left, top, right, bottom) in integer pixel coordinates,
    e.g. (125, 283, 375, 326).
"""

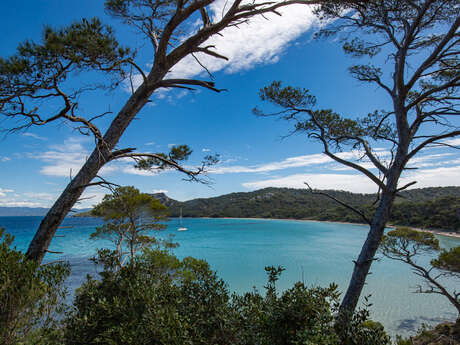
(209, 148, 460, 177)
(243, 173, 377, 193)
(327, 152, 457, 172)
(122, 166, 160, 176)
(400, 166, 460, 189)
(0, 188, 14, 197)
(0, 187, 106, 209)
(22, 132, 48, 141)
(35, 138, 89, 177)
(152, 189, 168, 194)
(0, 200, 45, 207)
(145, 142, 155, 146)
(443, 138, 460, 146)
(168, 143, 177, 148)
(0, 157, 10, 162)
(29, 137, 168, 179)
(209, 152, 357, 174)
(30, 137, 119, 178)
(23, 192, 55, 201)
(0, 190, 56, 208)
(202, 148, 211, 152)
(75, 189, 108, 209)
(407, 153, 454, 167)
(242, 165, 460, 193)
(167, 2, 317, 79)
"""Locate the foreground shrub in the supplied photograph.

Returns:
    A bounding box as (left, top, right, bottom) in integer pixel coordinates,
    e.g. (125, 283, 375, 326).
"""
(397, 322, 460, 345)
(64, 248, 237, 345)
(0, 228, 69, 345)
(64, 249, 390, 345)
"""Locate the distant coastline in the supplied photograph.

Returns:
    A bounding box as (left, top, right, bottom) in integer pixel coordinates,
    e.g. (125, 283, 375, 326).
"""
(200, 216, 460, 239)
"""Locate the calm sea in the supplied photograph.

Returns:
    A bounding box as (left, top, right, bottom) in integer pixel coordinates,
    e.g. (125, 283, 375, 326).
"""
(2, 216, 459, 337)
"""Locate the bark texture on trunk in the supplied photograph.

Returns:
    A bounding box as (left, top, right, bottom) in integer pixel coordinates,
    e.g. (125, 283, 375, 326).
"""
(26, 81, 156, 262)
(338, 160, 406, 315)
(338, 191, 394, 314)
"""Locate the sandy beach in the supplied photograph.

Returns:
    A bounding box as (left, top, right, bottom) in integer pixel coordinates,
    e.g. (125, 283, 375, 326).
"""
(409, 227, 460, 239)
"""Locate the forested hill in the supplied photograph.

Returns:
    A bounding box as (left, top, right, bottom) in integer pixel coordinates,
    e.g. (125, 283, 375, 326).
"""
(159, 186, 460, 232)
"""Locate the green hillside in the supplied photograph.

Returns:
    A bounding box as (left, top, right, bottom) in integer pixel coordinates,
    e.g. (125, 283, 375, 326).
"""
(163, 187, 460, 232)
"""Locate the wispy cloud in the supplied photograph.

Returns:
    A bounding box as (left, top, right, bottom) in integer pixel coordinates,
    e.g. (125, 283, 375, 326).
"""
(0, 157, 10, 162)
(209, 152, 357, 174)
(400, 165, 460, 189)
(0, 189, 57, 207)
(242, 165, 460, 193)
(22, 132, 48, 141)
(30, 137, 119, 177)
(34, 137, 89, 177)
(209, 147, 460, 177)
(443, 138, 460, 146)
(152, 189, 168, 194)
(327, 152, 457, 172)
(0, 188, 14, 198)
(243, 173, 376, 193)
(0, 200, 46, 207)
(121, 165, 162, 176)
(76, 189, 108, 209)
(406, 153, 457, 168)
(202, 148, 211, 152)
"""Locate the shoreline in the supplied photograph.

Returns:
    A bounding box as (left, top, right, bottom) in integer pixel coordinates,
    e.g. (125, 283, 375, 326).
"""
(55, 214, 460, 240)
(215, 217, 460, 239)
(408, 226, 460, 239)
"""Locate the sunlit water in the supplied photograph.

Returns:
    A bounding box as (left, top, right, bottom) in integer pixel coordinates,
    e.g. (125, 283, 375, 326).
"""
(2, 216, 459, 338)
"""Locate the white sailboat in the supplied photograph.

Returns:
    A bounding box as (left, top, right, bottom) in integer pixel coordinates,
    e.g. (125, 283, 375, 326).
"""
(177, 208, 188, 231)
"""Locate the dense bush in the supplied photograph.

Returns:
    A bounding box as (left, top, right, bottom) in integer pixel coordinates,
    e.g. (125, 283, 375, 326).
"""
(64, 248, 238, 345)
(63, 248, 390, 345)
(0, 228, 69, 345)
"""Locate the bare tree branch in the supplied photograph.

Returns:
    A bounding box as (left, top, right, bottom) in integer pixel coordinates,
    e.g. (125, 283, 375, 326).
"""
(304, 182, 372, 225)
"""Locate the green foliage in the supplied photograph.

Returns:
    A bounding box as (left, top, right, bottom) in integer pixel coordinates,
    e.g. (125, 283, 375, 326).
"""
(257, 80, 316, 109)
(63, 249, 390, 345)
(396, 322, 460, 345)
(0, 17, 130, 99)
(380, 227, 460, 322)
(105, 0, 178, 32)
(0, 228, 69, 345)
(134, 145, 193, 171)
(92, 186, 167, 221)
(91, 186, 171, 268)
(133, 144, 219, 177)
(432, 247, 460, 273)
(381, 227, 440, 258)
(64, 248, 237, 345)
(391, 196, 460, 231)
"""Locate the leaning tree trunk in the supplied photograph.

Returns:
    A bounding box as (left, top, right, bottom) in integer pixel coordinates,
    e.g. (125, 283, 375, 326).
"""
(339, 174, 400, 315)
(26, 77, 161, 263)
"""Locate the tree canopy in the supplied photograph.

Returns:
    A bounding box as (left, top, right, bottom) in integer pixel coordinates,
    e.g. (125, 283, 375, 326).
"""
(90, 186, 171, 267)
(380, 227, 460, 326)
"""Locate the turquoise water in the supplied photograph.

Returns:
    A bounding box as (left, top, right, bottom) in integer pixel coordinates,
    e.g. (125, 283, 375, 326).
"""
(2, 216, 459, 337)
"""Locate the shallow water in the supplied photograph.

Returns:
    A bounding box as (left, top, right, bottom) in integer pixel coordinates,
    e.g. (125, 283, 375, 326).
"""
(2, 216, 459, 338)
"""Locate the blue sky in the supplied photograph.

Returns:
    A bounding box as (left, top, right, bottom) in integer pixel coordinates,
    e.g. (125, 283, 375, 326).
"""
(0, 1, 459, 208)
